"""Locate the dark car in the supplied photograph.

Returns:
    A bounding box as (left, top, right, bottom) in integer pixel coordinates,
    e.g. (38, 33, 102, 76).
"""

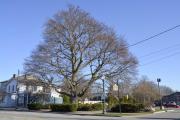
(165, 102, 180, 108)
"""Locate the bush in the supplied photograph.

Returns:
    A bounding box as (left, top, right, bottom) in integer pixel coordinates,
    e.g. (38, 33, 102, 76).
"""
(111, 103, 144, 113)
(77, 103, 102, 111)
(63, 95, 71, 104)
(121, 96, 136, 104)
(107, 95, 118, 109)
(27, 103, 42, 110)
(77, 104, 92, 111)
(91, 103, 103, 111)
(41, 104, 51, 109)
(27, 103, 51, 110)
(50, 104, 77, 112)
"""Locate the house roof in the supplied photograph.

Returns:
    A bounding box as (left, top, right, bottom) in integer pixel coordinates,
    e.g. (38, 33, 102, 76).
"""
(20, 75, 48, 86)
(0, 75, 58, 91)
(0, 80, 9, 83)
(163, 92, 180, 98)
(5, 75, 48, 86)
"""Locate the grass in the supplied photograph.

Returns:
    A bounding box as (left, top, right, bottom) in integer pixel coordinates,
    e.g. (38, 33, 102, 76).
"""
(94, 112, 153, 117)
(94, 108, 166, 117)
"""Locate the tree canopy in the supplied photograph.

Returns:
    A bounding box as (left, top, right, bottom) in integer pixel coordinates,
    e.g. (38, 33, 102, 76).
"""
(24, 5, 138, 102)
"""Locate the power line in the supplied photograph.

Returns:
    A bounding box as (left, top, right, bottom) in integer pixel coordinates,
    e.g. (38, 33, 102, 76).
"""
(128, 24, 180, 47)
(139, 43, 180, 58)
(127, 24, 180, 67)
(139, 51, 180, 67)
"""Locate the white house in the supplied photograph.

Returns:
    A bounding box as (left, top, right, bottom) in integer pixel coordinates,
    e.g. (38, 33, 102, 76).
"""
(0, 74, 63, 107)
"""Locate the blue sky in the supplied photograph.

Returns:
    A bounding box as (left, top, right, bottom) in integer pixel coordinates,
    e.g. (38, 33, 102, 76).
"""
(0, 0, 180, 90)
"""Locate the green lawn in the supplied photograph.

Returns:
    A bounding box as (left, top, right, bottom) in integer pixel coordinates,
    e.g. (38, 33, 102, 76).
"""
(95, 112, 153, 117)
(94, 109, 166, 117)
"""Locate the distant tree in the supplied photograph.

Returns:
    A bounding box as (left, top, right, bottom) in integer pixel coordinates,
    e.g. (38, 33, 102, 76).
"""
(24, 5, 137, 103)
(132, 76, 159, 106)
(160, 85, 174, 96)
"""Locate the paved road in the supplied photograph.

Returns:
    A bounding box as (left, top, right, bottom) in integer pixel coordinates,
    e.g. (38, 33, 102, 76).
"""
(126, 110, 180, 120)
(0, 110, 180, 120)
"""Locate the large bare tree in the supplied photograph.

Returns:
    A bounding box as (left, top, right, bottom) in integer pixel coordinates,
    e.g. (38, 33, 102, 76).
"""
(24, 6, 137, 103)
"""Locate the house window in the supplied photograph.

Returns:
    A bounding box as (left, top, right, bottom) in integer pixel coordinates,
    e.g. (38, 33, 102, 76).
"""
(8, 86, 10, 92)
(12, 85, 15, 92)
(0, 96, 4, 103)
(33, 86, 37, 91)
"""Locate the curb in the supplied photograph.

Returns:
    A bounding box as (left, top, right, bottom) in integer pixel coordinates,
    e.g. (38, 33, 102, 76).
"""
(166, 110, 174, 112)
(153, 109, 174, 114)
(153, 111, 166, 114)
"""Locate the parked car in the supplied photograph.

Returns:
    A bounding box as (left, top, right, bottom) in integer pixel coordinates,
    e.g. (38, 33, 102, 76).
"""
(165, 102, 180, 108)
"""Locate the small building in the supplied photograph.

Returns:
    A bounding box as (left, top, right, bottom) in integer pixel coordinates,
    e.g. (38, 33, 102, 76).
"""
(0, 74, 63, 107)
(162, 92, 180, 105)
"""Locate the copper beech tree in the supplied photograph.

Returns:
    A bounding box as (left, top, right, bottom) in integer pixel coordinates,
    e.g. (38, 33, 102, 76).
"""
(24, 6, 138, 103)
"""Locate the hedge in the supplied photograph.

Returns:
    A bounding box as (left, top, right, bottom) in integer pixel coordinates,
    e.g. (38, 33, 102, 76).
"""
(62, 95, 71, 104)
(77, 103, 102, 111)
(41, 104, 51, 109)
(28, 103, 103, 112)
(111, 103, 144, 113)
(91, 103, 103, 111)
(28, 103, 52, 110)
(27, 103, 42, 110)
(77, 104, 92, 111)
(50, 104, 77, 112)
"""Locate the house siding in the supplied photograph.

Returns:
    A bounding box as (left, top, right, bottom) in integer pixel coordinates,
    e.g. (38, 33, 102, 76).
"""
(0, 76, 63, 107)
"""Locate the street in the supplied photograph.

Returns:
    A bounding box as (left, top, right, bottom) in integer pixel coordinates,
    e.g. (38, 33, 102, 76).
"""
(0, 110, 180, 120)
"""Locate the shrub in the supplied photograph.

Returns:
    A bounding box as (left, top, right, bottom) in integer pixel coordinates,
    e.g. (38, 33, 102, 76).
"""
(77, 103, 102, 111)
(77, 104, 92, 111)
(27, 103, 42, 110)
(91, 103, 103, 111)
(50, 104, 77, 112)
(63, 95, 71, 104)
(107, 95, 118, 109)
(41, 104, 51, 109)
(121, 96, 136, 104)
(137, 103, 145, 110)
(111, 103, 144, 113)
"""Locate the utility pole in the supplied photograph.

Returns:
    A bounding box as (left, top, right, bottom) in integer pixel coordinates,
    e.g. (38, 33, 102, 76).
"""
(157, 78, 162, 109)
(102, 78, 106, 114)
(25, 74, 29, 108)
(16, 70, 20, 108)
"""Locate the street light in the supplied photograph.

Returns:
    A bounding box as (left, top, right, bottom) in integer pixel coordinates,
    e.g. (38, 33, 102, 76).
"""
(157, 78, 162, 109)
